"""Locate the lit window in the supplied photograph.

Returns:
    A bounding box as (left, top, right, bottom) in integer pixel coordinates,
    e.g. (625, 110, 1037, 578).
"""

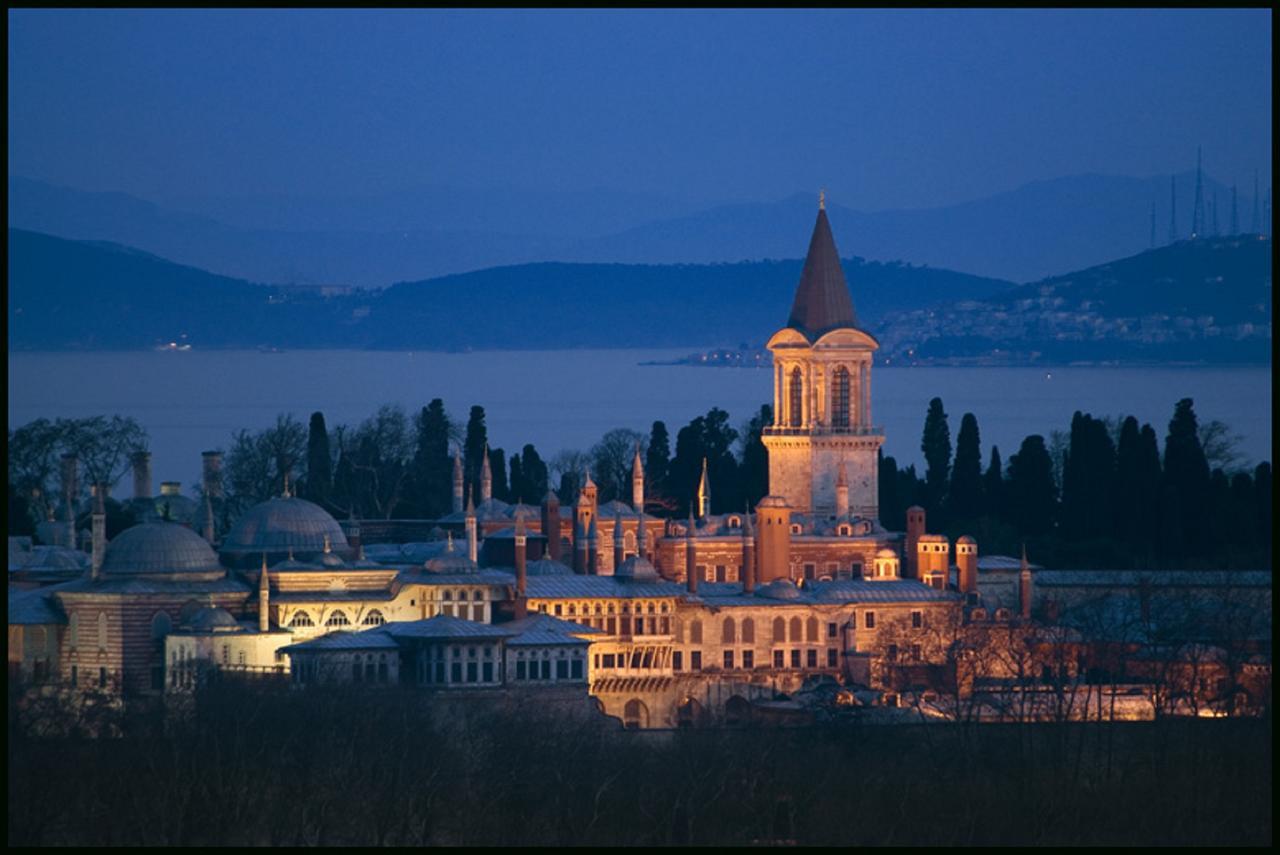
(864, 611, 876, 629)
(911, 611, 923, 629)
(325, 610, 350, 627)
(690, 651, 702, 670)
(363, 609, 386, 626)
(289, 611, 314, 627)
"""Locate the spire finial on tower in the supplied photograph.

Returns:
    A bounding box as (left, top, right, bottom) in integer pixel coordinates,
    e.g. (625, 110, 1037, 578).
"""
(819, 188, 825, 210)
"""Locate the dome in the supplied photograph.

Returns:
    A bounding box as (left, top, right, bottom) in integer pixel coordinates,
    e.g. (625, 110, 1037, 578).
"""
(756, 578, 803, 600)
(424, 538, 477, 574)
(101, 523, 223, 578)
(184, 605, 242, 632)
(318, 551, 346, 568)
(876, 548, 898, 559)
(957, 535, 976, 545)
(614, 555, 659, 581)
(525, 556, 572, 576)
(221, 497, 348, 556)
(755, 496, 790, 509)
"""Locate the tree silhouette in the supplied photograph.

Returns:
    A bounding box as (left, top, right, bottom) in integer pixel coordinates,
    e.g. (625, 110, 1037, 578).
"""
(920, 397, 951, 524)
(947, 412, 983, 527)
(1006, 435, 1057, 537)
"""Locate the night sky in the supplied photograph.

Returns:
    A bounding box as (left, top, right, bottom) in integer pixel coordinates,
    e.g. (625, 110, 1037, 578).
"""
(7, 9, 1272, 210)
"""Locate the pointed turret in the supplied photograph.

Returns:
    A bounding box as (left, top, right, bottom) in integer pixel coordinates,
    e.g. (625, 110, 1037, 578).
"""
(258, 553, 271, 632)
(631, 441, 645, 511)
(786, 195, 858, 339)
(697, 457, 710, 519)
(452, 449, 464, 513)
(686, 511, 699, 595)
(465, 491, 478, 564)
(480, 445, 492, 503)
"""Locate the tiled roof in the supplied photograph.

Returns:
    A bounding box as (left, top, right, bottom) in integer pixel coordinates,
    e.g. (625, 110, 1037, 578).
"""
(56, 576, 252, 596)
(695, 579, 959, 606)
(787, 207, 859, 339)
(8, 585, 69, 625)
(382, 614, 512, 640)
(503, 613, 601, 646)
(281, 629, 400, 653)
(397, 569, 515, 586)
(271, 590, 397, 603)
(525, 576, 682, 600)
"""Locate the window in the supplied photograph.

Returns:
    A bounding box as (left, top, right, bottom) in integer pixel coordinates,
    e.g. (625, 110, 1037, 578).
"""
(151, 611, 172, 643)
(724, 650, 735, 669)
(621, 616, 631, 635)
(690, 620, 703, 644)
(789, 367, 804, 427)
(660, 617, 670, 634)
(887, 644, 898, 660)
(803, 563, 816, 580)
(695, 564, 707, 582)
(864, 611, 876, 629)
(98, 667, 108, 688)
(773, 617, 786, 643)
(832, 366, 851, 427)
(673, 651, 683, 671)
(912, 611, 923, 629)
(911, 644, 922, 662)
(325, 610, 350, 627)
(741, 619, 754, 643)
(97, 612, 108, 651)
(363, 609, 386, 626)
(790, 617, 802, 642)
(723, 617, 736, 643)
(289, 611, 314, 627)
(827, 649, 838, 668)
(850, 562, 863, 578)
(827, 622, 838, 639)
(773, 650, 784, 668)
(443, 590, 453, 601)
(790, 650, 801, 668)
(556, 660, 568, 680)
(790, 524, 803, 535)
(715, 565, 727, 583)
(743, 650, 754, 669)
(554, 604, 562, 616)
(466, 662, 478, 683)
(806, 617, 818, 642)
(451, 662, 462, 683)
(540, 660, 551, 679)
(571, 659, 583, 679)
(483, 662, 493, 682)
(607, 617, 616, 635)
(517, 660, 527, 680)
(691, 651, 702, 671)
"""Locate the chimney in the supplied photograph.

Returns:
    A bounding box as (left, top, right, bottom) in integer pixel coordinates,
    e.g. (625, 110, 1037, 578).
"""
(61, 453, 78, 548)
(1019, 545, 1033, 621)
(452, 449, 465, 514)
(612, 510, 625, 573)
(160, 481, 181, 497)
(258, 554, 271, 632)
(90, 485, 106, 580)
(587, 514, 599, 575)
(755, 497, 792, 584)
(685, 512, 698, 595)
(636, 509, 648, 562)
(905, 506, 926, 580)
(132, 451, 153, 500)
(343, 512, 361, 558)
(201, 451, 224, 499)
(956, 535, 978, 596)
(835, 461, 849, 518)
(465, 493, 478, 564)
(631, 441, 645, 511)
(480, 444, 492, 504)
(574, 516, 588, 574)
(742, 509, 756, 593)
(202, 492, 216, 544)
(514, 512, 528, 600)
(542, 483, 561, 562)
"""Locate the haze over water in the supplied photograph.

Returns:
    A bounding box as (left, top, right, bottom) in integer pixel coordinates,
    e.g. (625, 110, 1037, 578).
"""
(8, 349, 1271, 492)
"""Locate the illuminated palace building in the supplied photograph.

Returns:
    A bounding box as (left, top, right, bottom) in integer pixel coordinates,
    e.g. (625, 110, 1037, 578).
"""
(10, 200, 1271, 728)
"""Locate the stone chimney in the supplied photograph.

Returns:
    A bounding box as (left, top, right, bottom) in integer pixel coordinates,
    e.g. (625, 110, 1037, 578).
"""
(514, 512, 528, 601)
(465, 493, 478, 564)
(201, 451, 224, 499)
(956, 535, 978, 597)
(90, 485, 106, 580)
(160, 481, 181, 497)
(1019, 545, 1033, 621)
(480, 445, 492, 504)
(612, 509, 625, 573)
(685, 512, 698, 595)
(905, 506, 926, 579)
(258, 554, 271, 632)
(742, 509, 756, 593)
(541, 482, 560, 562)
(632, 442, 645, 511)
(132, 451, 153, 500)
(343, 512, 362, 558)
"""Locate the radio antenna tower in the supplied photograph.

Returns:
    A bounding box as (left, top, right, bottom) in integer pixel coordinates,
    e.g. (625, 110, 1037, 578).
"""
(1191, 146, 1205, 239)
(1231, 184, 1239, 234)
(1168, 175, 1178, 243)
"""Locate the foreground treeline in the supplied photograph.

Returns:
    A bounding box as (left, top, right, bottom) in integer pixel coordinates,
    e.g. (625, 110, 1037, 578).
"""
(6, 683, 1271, 846)
(9, 395, 1270, 571)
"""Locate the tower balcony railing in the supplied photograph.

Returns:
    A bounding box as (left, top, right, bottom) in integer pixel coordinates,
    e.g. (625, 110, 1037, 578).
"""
(763, 425, 884, 437)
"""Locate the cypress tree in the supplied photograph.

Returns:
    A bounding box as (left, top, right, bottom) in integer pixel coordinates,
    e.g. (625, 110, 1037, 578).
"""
(509, 453, 526, 503)
(304, 411, 332, 507)
(463, 406, 488, 505)
(1162, 399, 1211, 556)
(1135, 424, 1163, 559)
(983, 445, 1004, 521)
(740, 405, 772, 509)
(1062, 413, 1117, 541)
(1228, 471, 1256, 554)
(411, 399, 451, 518)
(521, 444, 549, 500)
(1255, 462, 1272, 562)
(921, 397, 951, 522)
(948, 412, 983, 525)
(878, 452, 903, 531)
(1007, 435, 1057, 537)
(1113, 416, 1143, 544)
(1207, 468, 1233, 556)
(488, 447, 508, 502)
(645, 421, 671, 500)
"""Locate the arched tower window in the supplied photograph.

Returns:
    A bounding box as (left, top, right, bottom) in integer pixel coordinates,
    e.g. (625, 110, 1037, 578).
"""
(789, 367, 804, 427)
(832, 366, 851, 428)
(723, 617, 736, 644)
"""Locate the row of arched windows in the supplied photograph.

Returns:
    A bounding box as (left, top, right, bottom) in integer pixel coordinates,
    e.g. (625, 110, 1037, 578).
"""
(286, 608, 386, 629)
(686, 615, 820, 644)
(68, 612, 109, 652)
(785, 364, 858, 428)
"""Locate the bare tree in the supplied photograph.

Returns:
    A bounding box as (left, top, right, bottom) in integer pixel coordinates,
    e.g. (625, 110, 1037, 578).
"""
(590, 428, 645, 503)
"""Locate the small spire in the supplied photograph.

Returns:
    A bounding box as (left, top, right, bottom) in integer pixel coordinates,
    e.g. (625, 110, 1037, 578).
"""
(466, 491, 476, 516)
(743, 503, 754, 535)
(323, 534, 331, 554)
(446, 531, 455, 552)
(261, 552, 268, 572)
(282, 472, 290, 498)
(515, 508, 526, 536)
(1020, 543, 1029, 572)
(819, 188, 825, 210)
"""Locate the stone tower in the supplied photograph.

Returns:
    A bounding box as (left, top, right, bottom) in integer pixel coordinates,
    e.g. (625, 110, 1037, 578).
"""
(761, 196, 884, 517)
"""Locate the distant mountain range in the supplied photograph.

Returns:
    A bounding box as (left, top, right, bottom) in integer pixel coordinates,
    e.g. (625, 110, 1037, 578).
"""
(8, 228, 1008, 351)
(875, 235, 1273, 364)
(8, 227, 1269, 363)
(9, 171, 1250, 286)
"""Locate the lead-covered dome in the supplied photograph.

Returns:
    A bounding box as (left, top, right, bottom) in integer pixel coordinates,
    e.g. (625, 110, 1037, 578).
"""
(756, 578, 804, 600)
(101, 523, 223, 578)
(221, 497, 348, 557)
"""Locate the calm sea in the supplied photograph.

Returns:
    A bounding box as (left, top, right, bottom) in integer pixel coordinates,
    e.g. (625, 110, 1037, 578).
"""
(8, 349, 1272, 490)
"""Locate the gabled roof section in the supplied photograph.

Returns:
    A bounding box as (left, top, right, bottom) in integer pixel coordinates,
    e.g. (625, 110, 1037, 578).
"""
(787, 206, 859, 339)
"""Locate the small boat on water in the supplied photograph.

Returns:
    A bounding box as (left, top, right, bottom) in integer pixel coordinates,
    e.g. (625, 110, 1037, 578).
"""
(155, 341, 192, 352)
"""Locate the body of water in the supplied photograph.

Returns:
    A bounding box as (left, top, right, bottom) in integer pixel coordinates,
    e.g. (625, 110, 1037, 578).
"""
(8, 349, 1272, 492)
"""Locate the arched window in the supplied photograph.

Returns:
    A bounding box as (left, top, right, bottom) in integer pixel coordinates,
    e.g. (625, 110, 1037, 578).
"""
(773, 617, 786, 644)
(832, 366, 851, 428)
(97, 612, 108, 651)
(789, 617, 802, 642)
(288, 611, 315, 627)
(69, 612, 80, 649)
(789, 367, 804, 427)
(623, 699, 648, 730)
(690, 620, 703, 644)
(723, 617, 736, 644)
(151, 612, 172, 650)
(326, 610, 350, 627)
(806, 617, 819, 642)
(742, 618, 755, 643)
(362, 609, 386, 626)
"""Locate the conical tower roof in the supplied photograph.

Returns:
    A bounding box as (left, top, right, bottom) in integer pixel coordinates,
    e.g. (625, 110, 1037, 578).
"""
(787, 201, 858, 339)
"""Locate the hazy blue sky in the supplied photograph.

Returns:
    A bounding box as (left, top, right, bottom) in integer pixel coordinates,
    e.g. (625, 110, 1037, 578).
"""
(8, 9, 1272, 210)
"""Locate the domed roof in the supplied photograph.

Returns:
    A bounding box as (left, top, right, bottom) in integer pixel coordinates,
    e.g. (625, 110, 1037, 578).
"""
(424, 538, 477, 574)
(101, 523, 223, 577)
(876, 548, 898, 559)
(525, 556, 572, 576)
(221, 497, 348, 555)
(615, 555, 659, 581)
(184, 605, 242, 632)
(956, 535, 976, 544)
(756, 578, 803, 600)
(318, 550, 346, 568)
(756, 496, 790, 509)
